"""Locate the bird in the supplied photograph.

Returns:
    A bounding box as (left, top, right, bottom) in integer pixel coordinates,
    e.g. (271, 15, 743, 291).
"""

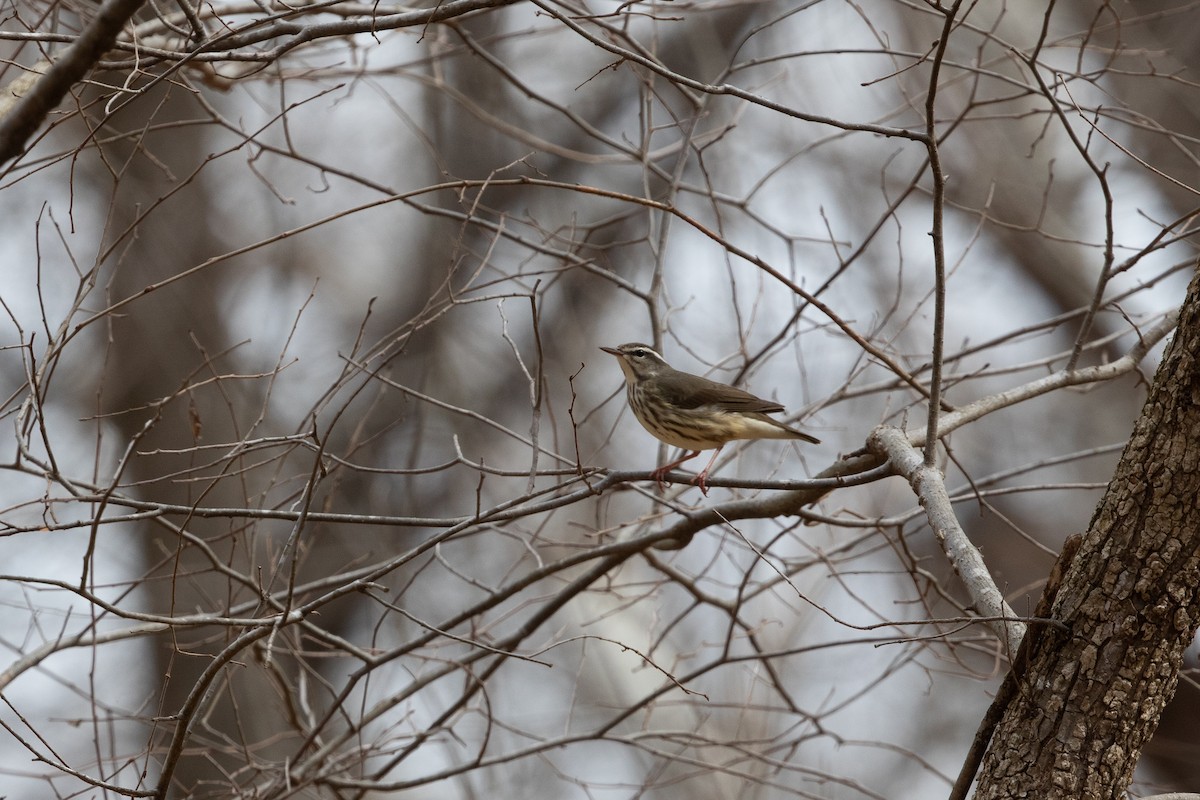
(601, 342, 820, 494)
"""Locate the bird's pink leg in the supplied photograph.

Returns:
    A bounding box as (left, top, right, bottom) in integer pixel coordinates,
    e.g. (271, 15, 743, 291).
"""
(651, 450, 701, 491)
(693, 445, 725, 495)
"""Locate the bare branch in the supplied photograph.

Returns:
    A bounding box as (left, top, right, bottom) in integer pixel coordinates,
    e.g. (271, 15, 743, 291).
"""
(0, 0, 148, 165)
(868, 425, 1024, 656)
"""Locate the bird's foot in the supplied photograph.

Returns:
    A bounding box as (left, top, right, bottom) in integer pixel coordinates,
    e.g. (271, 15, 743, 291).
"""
(650, 466, 670, 492)
(650, 451, 700, 492)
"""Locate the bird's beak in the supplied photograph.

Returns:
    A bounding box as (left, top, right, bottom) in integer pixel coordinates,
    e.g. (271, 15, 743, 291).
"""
(600, 346, 621, 356)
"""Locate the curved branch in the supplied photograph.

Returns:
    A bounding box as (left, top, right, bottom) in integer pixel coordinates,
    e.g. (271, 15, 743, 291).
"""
(0, 0, 148, 165)
(868, 425, 1024, 656)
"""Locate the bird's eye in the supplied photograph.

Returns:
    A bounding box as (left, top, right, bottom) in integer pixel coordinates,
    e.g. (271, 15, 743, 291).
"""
(631, 349, 647, 358)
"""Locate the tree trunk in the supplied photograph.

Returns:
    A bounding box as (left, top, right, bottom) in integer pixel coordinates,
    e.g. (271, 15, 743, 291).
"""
(972, 267, 1200, 798)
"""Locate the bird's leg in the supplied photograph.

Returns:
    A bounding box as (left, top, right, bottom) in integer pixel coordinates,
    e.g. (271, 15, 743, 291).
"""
(651, 450, 701, 491)
(693, 445, 725, 495)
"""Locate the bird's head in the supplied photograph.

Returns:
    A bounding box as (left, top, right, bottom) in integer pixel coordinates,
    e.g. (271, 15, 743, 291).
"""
(600, 342, 671, 382)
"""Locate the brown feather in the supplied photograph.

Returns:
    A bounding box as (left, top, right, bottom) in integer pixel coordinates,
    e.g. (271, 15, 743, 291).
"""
(653, 371, 786, 414)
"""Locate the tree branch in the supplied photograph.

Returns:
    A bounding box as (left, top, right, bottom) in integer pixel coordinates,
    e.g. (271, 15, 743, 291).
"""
(868, 424, 1024, 656)
(0, 0, 147, 165)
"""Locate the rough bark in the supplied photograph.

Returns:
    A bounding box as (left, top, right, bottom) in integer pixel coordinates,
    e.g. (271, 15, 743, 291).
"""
(972, 267, 1200, 798)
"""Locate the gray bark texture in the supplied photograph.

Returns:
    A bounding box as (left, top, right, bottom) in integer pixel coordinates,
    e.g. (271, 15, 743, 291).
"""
(973, 267, 1200, 798)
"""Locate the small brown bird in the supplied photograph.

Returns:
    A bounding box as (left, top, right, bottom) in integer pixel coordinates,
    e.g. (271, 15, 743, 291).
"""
(601, 342, 820, 494)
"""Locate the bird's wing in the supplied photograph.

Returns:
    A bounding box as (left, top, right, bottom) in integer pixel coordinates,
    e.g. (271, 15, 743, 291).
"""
(656, 372, 786, 414)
